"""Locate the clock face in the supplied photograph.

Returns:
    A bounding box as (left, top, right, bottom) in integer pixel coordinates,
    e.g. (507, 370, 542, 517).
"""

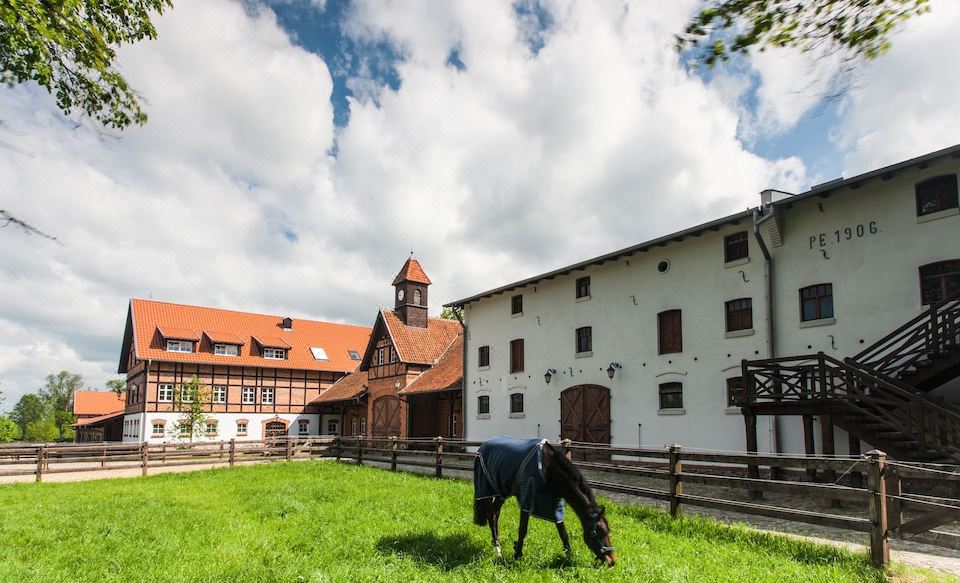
(397, 289, 405, 301)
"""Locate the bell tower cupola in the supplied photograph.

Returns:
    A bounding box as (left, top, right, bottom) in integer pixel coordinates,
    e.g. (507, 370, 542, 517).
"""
(392, 257, 431, 328)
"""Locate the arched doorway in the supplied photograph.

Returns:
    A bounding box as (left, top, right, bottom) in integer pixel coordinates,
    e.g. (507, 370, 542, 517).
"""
(372, 395, 401, 437)
(560, 385, 611, 459)
(264, 420, 287, 439)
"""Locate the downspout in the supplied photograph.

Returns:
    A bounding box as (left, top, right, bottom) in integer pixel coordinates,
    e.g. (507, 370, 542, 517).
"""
(452, 308, 467, 441)
(752, 206, 781, 455)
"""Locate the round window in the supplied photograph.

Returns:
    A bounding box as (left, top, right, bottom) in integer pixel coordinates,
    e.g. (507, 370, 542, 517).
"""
(657, 260, 670, 273)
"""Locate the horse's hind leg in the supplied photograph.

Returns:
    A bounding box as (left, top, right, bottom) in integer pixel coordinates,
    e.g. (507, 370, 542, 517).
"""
(513, 510, 530, 559)
(489, 498, 505, 558)
(555, 521, 573, 556)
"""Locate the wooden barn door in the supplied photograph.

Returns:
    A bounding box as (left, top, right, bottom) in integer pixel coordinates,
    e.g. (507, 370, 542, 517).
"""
(372, 396, 401, 437)
(560, 385, 611, 460)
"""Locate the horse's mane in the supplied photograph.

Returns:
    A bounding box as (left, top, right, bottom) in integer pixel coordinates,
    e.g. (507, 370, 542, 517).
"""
(543, 442, 597, 506)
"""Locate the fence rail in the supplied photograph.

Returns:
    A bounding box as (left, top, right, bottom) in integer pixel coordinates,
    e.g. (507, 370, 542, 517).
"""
(4, 436, 960, 566)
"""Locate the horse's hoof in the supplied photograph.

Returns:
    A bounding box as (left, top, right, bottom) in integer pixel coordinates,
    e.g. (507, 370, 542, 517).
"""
(494, 546, 502, 559)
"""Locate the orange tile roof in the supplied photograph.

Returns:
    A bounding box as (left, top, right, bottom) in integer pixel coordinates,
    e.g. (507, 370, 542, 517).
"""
(392, 258, 432, 285)
(73, 410, 125, 427)
(252, 335, 292, 349)
(313, 370, 368, 403)
(380, 309, 462, 365)
(203, 330, 245, 345)
(122, 299, 371, 373)
(156, 326, 200, 341)
(73, 391, 126, 417)
(401, 334, 463, 395)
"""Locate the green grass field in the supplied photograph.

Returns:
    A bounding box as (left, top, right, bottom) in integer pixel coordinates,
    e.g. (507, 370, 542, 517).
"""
(0, 461, 934, 582)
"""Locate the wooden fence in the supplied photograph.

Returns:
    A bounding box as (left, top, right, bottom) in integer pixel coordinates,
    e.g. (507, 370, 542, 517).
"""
(3, 436, 960, 567)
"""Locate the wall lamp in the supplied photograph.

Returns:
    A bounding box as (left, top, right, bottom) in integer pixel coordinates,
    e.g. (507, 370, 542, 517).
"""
(544, 368, 557, 384)
(607, 362, 622, 380)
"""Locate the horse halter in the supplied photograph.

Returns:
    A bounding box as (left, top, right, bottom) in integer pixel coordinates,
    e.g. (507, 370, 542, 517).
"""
(586, 510, 615, 557)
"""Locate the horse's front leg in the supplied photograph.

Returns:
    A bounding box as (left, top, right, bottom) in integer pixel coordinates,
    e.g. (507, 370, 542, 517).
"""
(513, 511, 530, 559)
(556, 521, 573, 556)
(490, 498, 505, 558)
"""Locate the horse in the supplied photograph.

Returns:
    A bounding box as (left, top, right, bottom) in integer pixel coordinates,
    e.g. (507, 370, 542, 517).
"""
(473, 436, 616, 566)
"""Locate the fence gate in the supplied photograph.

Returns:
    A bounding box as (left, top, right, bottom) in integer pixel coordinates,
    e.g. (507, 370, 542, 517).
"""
(372, 396, 401, 437)
(560, 385, 611, 459)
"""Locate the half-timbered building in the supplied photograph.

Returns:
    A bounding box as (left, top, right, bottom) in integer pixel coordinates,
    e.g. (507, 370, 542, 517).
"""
(117, 299, 371, 442)
(315, 258, 463, 439)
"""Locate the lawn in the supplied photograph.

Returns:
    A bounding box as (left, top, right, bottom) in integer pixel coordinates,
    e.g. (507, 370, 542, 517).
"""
(0, 461, 909, 582)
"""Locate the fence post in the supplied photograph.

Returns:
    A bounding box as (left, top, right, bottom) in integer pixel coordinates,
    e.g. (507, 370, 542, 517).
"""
(35, 445, 46, 483)
(335, 436, 342, 462)
(141, 442, 149, 477)
(866, 450, 890, 567)
(391, 436, 398, 471)
(435, 436, 444, 478)
(219, 440, 224, 461)
(101, 445, 107, 468)
(357, 435, 363, 466)
(887, 466, 903, 536)
(229, 439, 236, 467)
(668, 444, 683, 518)
(562, 438, 573, 461)
(286, 437, 293, 461)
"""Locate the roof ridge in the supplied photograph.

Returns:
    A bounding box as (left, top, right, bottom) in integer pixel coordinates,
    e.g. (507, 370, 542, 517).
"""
(132, 298, 369, 329)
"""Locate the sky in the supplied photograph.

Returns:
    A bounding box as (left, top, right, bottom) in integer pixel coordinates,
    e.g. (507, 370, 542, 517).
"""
(1, 0, 958, 409)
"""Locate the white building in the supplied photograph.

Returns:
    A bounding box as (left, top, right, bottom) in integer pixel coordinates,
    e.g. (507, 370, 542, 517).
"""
(448, 144, 960, 460)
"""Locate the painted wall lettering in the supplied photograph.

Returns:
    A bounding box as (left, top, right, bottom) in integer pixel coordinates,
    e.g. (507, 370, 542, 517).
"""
(809, 221, 878, 249)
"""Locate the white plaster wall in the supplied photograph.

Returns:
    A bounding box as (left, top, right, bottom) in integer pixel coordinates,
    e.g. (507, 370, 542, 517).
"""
(128, 412, 320, 443)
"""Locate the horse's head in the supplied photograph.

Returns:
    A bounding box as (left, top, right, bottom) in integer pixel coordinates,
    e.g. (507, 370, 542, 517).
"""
(584, 506, 616, 566)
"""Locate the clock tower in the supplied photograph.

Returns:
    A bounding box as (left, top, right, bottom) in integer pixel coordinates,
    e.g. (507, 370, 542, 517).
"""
(392, 257, 431, 328)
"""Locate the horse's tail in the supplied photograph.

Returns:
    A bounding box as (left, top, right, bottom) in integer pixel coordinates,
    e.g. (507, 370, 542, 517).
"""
(473, 498, 488, 526)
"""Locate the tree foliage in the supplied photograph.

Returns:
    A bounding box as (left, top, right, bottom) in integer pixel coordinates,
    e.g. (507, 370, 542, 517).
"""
(171, 375, 213, 442)
(677, 0, 930, 67)
(106, 378, 126, 396)
(11, 393, 48, 435)
(439, 306, 463, 321)
(1, 0, 171, 129)
(40, 370, 82, 439)
(0, 416, 17, 442)
(25, 419, 58, 442)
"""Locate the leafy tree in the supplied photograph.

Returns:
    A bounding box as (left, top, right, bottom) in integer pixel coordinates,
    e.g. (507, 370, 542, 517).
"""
(11, 393, 48, 435)
(170, 375, 214, 442)
(25, 419, 58, 443)
(0, 416, 17, 443)
(106, 378, 127, 396)
(677, 0, 930, 67)
(39, 370, 82, 440)
(439, 306, 463, 321)
(1, 0, 172, 129)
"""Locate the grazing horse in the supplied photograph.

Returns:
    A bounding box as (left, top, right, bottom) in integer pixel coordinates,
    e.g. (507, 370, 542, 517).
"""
(473, 436, 616, 566)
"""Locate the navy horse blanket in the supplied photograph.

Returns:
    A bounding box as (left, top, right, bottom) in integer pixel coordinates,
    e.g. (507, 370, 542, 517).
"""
(474, 436, 564, 523)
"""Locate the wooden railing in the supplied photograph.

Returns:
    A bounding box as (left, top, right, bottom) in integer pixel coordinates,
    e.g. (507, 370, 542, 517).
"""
(742, 353, 960, 458)
(5, 436, 960, 565)
(853, 290, 960, 380)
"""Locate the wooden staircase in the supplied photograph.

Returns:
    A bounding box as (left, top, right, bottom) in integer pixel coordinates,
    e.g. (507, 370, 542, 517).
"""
(741, 290, 960, 462)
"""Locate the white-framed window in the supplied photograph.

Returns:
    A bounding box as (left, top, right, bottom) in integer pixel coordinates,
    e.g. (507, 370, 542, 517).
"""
(205, 421, 218, 435)
(179, 385, 193, 403)
(360, 418, 367, 435)
(212, 385, 227, 403)
(236, 421, 248, 435)
(390, 346, 397, 363)
(310, 347, 329, 360)
(178, 421, 192, 436)
(157, 384, 174, 402)
(152, 422, 164, 436)
(262, 388, 275, 405)
(165, 340, 193, 353)
(298, 420, 309, 435)
(263, 348, 286, 360)
(214, 344, 239, 356)
(242, 387, 255, 404)
(376, 348, 384, 365)
(348, 350, 361, 360)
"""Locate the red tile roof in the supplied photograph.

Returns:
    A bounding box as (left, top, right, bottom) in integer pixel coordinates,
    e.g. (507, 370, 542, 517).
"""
(380, 309, 461, 365)
(203, 330, 245, 345)
(156, 326, 200, 341)
(313, 370, 368, 403)
(73, 391, 126, 417)
(392, 258, 432, 285)
(401, 334, 463, 395)
(122, 299, 371, 373)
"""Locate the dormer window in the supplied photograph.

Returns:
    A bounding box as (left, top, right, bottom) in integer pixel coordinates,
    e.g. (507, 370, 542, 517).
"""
(281, 317, 293, 331)
(263, 348, 287, 360)
(348, 350, 361, 360)
(166, 340, 193, 353)
(214, 344, 239, 356)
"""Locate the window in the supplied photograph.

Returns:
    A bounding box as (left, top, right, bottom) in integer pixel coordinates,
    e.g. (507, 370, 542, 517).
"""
(916, 175, 958, 216)
(510, 393, 524, 414)
(478, 345, 490, 368)
(165, 340, 193, 353)
(152, 422, 165, 436)
(800, 284, 833, 321)
(414, 289, 422, 305)
(724, 231, 749, 263)
(920, 261, 960, 304)
(261, 388, 275, 405)
(263, 348, 286, 360)
(214, 344, 239, 356)
(511, 294, 523, 315)
(376, 348, 385, 365)
(298, 420, 309, 435)
(348, 350, 361, 360)
(576, 277, 591, 299)
(242, 387, 255, 404)
(509, 339, 524, 373)
(236, 421, 248, 435)
(212, 385, 227, 404)
(310, 347, 329, 360)
(576, 326, 592, 354)
(658, 310, 682, 354)
(157, 384, 174, 402)
(659, 382, 683, 409)
(725, 298, 753, 332)
(390, 346, 397, 363)
(178, 421, 192, 436)
(726, 377, 744, 407)
(205, 421, 217, 435)
(179, 385, 193, 403)
(477, 395, 490, 415)
(360, 418, 366, 435)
